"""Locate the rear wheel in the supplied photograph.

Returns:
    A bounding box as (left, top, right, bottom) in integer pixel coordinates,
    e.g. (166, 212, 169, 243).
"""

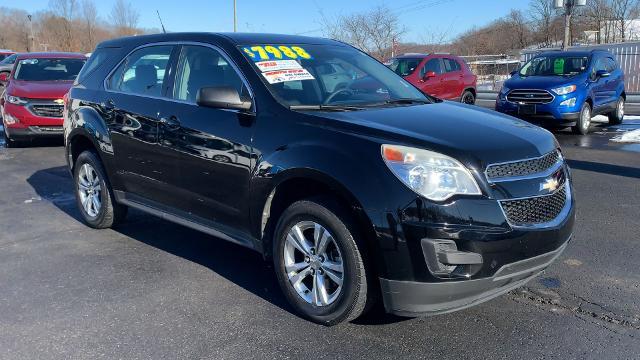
(572, 102, 592, 135)
(74, 150, 127, 228)
(273, 198, 372, 326)
(608, 96, 624, 125)
(460, 90, 475, 105)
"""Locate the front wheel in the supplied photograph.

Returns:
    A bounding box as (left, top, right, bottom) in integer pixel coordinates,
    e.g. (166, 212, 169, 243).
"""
(74, 150, 127, 228)
(608, 97, 625, 125)
(572, 102, 592, 135)
(460, 90, 475, 105)
(273, 198, 373, 325)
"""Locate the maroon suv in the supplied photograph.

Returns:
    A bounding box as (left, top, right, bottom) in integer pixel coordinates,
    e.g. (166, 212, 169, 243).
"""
(390, 54, 477, 104)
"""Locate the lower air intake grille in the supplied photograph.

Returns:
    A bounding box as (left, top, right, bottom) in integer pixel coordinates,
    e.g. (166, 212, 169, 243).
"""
(500, 185, 567, 226)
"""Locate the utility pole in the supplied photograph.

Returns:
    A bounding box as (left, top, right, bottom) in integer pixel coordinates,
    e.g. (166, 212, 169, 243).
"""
(233, 0, 237, 32)
(555, 0, 586, 50)
(27, 14, 34, 52)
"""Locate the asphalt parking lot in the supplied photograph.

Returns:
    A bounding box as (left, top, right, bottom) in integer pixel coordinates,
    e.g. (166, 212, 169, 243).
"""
(0, 118, 639, 359)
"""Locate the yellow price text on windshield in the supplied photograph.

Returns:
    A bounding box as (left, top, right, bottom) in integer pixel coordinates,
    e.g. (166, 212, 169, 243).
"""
(242, 45, 312, 61)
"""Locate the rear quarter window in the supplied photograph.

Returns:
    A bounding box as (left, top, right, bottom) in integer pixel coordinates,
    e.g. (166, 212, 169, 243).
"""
(75, 48, 117, 85)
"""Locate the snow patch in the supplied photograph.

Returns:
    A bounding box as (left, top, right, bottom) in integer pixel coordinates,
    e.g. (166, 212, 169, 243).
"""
(611, 128, 640, 143)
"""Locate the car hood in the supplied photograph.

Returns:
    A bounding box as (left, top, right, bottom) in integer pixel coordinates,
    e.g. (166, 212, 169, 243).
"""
(504, 74, 583, 90)
(303, 102, 557, 169)
(8, 80, 74, 99)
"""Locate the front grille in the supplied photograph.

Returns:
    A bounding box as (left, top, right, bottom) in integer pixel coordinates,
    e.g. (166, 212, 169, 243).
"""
(486, 150, 560, 180)
(506, 89, 554, 104)
(500, 185, 567, 226)
(30, 104, 63, 118)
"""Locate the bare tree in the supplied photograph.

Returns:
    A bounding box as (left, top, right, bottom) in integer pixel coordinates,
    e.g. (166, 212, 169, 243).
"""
(81, 0, 98, 50)
(47, 0, 76, 51)
(110, 0, 140, 36)
(610, 0, 640, 41)
(530, 0, 560, 47)
(322, 5, 405, 60)
(506, 10, 530, 49)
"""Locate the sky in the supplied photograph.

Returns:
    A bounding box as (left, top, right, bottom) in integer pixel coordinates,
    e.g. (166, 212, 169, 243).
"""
(0, 0, 533, 43)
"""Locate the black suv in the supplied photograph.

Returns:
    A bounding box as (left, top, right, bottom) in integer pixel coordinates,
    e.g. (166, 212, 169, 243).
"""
(64, 33, 575, 325)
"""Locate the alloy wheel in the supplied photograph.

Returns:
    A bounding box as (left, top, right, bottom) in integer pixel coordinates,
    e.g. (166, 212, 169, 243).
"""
(462, 93, 474, 104)
(581, 106, 591, 132)
(618, 99, 624, 119)
(283, 221, 344, 307)
(77, 163, 102, 218)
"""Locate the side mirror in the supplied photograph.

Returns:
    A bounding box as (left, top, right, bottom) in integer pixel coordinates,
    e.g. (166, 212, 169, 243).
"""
(423, 71, 436, 80)
(0, 72, 9, 84)
(196, 86, 252, 111)
(510, 70, 518, 77)
(596, 70, 610, 78)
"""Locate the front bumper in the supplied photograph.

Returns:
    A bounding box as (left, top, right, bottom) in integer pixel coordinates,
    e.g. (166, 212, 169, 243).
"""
(380, 238, 569, 316)
(3, 102, 64, 139)
(495, 94, 583, 125)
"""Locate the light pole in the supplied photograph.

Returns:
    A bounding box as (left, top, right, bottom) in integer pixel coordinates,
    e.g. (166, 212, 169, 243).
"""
(233, 0, 237, 32)
(555, 0, 587, 50)
(27, 14, 34, 52)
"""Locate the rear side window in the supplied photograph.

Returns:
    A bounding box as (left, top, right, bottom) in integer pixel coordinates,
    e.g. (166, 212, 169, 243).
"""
(443, 58, 461, 72)
(76, 48, 115, 85)
(108, 45, 173, 97)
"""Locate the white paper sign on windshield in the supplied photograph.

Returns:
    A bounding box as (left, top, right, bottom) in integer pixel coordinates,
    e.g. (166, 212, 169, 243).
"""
(262, 68, 315, 84)
(256, 60, 302, 72)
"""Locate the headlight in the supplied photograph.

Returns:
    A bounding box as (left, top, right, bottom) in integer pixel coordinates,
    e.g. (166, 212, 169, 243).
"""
(382, 144, 482, 201)
(552, 85, 576, 95)
(6, 95, 27, 106)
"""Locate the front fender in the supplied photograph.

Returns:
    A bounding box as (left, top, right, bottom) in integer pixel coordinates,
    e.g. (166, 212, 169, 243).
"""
(65, 104, 113, 174)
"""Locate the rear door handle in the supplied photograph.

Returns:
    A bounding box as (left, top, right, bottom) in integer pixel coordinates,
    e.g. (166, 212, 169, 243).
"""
(160, 116, 181, 129)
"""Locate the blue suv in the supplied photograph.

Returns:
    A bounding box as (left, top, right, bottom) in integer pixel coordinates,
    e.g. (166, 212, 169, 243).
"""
(495, 50, 625, 134)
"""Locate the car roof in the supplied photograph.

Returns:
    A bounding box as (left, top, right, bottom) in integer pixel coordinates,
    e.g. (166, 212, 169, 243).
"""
(98, 32, 342, 48)
(16, 52, 87, 60)
(537, 49, 611, 57)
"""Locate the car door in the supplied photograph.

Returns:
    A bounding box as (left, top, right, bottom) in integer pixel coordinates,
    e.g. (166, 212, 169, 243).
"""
(418, 57, 445, 98)
(442, 58, 463, 100)
(161, 44, 255, 235)
(104, 44, 185, 206)
(604, 57, 621, 106)
(589, 56, 609, 111)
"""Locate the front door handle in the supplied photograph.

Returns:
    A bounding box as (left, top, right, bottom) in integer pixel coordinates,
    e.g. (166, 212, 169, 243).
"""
(160, 116, 181, 129)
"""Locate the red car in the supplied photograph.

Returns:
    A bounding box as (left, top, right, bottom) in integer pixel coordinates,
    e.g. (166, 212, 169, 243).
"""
(1, 52, 86, 146)
(389, 54, 477, 104)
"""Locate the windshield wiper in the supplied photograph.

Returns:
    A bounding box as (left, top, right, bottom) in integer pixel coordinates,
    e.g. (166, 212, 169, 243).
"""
(289, 104, 365, 111)
(384, 98, 431, 105)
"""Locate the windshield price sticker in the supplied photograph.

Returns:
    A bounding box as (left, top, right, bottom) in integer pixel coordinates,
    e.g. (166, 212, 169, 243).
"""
(553, 58, 565, 75)
(243, 45, 313, 61)
(261, 68, 315, 84)
(256, 60, 302, 72)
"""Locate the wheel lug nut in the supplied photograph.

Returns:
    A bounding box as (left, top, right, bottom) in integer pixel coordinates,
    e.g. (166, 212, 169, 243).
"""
(304, 256, 310, 263)
(309, 269, 315, 275)
(318, 269, 324, 275)
(319, 255, 325, 262)
(310, 248, 316, 255)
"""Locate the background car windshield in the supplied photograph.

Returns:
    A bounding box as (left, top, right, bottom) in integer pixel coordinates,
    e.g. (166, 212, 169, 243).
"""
(519, 55, 589, 77)
(240, 44, 428, 107)
(0, 54, 17, 65)
(389, 58, 422, 76)
(13, 58, 86, 81)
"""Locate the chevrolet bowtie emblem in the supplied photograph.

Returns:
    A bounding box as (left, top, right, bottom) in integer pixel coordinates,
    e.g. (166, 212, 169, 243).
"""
(540, 177, 560, 193)
(54, 99, 64, 104)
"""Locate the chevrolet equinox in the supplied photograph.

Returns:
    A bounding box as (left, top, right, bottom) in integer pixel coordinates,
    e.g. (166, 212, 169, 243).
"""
(64, 33, 575, 325)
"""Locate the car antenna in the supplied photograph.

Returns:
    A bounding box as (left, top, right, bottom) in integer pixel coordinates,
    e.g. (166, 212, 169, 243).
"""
(157, 10, 167, 34)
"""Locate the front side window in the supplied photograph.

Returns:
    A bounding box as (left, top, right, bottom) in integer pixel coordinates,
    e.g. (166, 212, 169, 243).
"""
(240, 44, 429, 107)
(13, 58, 86, 81)
(0, 54, 17, 65)
(389, 58, 422, 76)
(173, 45, 246, 103)
(520, 55, 589, 77)
(108, 45, 173, 97)
(423, 58, 443, 75)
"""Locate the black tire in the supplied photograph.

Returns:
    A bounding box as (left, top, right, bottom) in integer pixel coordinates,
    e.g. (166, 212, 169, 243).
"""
(273, 198, 373, 325)
(608, 96, 624, 125)
(73, 150, 127, 228)
(572, 102, 592, 135)
(460, 90, 475, 105)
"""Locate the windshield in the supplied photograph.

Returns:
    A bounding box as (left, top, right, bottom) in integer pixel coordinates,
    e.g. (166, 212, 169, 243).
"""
(519, 55, 589, 77)
(389, 58, 423, 76)
(13, 58, 86, 81)
(0, 54, 17, 65)
(240, 44, 429, 108)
